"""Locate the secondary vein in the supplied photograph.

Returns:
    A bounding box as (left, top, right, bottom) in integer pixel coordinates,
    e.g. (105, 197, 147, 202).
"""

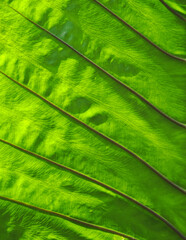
(0, 195, 137, 240)
(0, 138, 185, 240)
(93, 0, 186, 59)
(1, 70, 185, 194)
(8, 5, 186, 128)
(159, 0, 186, 21)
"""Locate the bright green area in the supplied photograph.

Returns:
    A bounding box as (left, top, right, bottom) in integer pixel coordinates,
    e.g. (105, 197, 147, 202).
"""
(162, 0, 186, 18)
(1, 0, 186, 122)
(97, 0, 186, 56)
(0, 199, 123, 240)
(0, 1, 185, 240)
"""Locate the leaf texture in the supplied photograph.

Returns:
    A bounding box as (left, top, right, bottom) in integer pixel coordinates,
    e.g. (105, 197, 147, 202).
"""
(0, 1, 185, 240)
(160, 0, 186, 20)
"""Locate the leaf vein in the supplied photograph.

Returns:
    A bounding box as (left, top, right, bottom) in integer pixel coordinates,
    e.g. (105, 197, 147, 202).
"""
(0, 137, 185, 239)
(0, 195, 137, 240)
(7, 5, 186, 128)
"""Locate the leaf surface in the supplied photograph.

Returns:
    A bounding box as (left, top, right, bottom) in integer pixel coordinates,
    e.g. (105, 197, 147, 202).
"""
(0, 1, 185, 240)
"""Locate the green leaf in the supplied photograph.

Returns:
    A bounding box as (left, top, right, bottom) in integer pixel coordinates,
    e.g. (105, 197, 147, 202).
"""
(0, 1, 185, 240)
(159, 0, 186, 20)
